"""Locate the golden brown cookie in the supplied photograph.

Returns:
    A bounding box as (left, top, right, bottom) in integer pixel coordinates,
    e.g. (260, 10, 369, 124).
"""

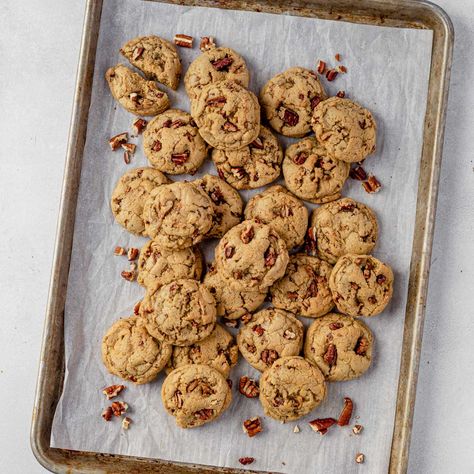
(329, 254, 394, 317)
(269, 254, 334, 318)
(102, 316, 172, 384)
(162, 364, 232, 428)
(244, 185, 308, 249)
(215, 220, 289, 291)
(110, 167, 170, 236)
(312, 97, 376, 163)
(166, 324, 238, 377)
(105, 64, 169, 116)
(304, 313, 374, 381)
(237, 308, 304, 372)
(137, 241, 203, 289)
(259, 356, 327, 421)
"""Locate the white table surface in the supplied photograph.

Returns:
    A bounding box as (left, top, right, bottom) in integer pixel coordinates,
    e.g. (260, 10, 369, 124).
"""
(0, 1, 472, 473)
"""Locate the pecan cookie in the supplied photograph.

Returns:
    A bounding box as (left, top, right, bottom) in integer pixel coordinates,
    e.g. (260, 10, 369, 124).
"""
(329, 254, 394, 317)
(120, 35, 181, 90)
(236, 308, 304, 372)
(162, 364, 232, 428)
(215, 220, 289, 291)
(260, 67, 326, 137)
(211, 126, 283, 190)
(143, 109, 208, 175)
(304, 313, 374, 381)
(142, 279, 216, 346)
(269, 254, 334, 318)
(137, 241, 203, 289)
(194, 174, 243, 238)
(310, 198, 378, 264)
(244, 185, 308, 249)
(203, 263, 266, 320)
(259, 356, 327, 422)
(105, 64, 170, 116)
(102, 316, 172, 384)
(191, 80, 260, 150)
(184, 46, 250, 101)
(143, 182, 213, 250)
(165, 324, 238, 377)
(110, 167, 170, 236)
(283, 136, 350, 204)
(312, 97, 376, 163)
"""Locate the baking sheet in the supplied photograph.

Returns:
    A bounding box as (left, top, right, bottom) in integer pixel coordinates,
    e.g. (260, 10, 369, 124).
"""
(50, 0, 433, 472)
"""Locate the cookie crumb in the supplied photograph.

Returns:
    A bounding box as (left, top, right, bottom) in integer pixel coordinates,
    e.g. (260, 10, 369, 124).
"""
(293, 425, 300, 433)
(122, 416, 132, 430)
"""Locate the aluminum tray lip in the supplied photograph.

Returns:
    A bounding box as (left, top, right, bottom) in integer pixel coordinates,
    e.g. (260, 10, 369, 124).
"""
(30, 1, 453, 473)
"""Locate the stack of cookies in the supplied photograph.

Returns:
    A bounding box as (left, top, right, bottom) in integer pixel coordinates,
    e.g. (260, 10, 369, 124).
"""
(102, 35, 394, 429)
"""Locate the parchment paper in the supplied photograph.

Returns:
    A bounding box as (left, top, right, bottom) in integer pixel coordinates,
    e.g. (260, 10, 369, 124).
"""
(50, 1, 433, 472)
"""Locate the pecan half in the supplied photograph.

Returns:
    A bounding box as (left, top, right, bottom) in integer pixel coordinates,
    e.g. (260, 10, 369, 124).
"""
(241, 225, 255, 244)
(355, 337, 369, 356)
(309, 417, 337, 435)
(174, 34, 193, 48)
(111, 401, 128, 417)
(326, 69, 338, 81)
(127, 248, 139, 261)
(337, 397, 353, 426)
(194, 408, 213, 421)
(239, 457, 255, 466)
(109, 132, 128, 151)
(264, 247, 277, 267)
(281, 107, 299, 126)
(329, 322, 343, 330)
(171, 151, 190, 165)
(102, 384, 125, 400)
(200, 36, 216, 51)
(211, 56, 234, 71)
(323, 343, 337, 366)
(239, 376, 259, 398)
(317, 60, 326, 74)
(261, 349, 278, 366)
(225, 245, 235, 258)
(293, 152, 308, 165)
(243, 417, 263, 437)
(132, 118, 147, 135)
(114, 246, 126, 256)
(102, 406, 113, 421)
(223, 121, 238, 132)
(206, 96, 226, 107)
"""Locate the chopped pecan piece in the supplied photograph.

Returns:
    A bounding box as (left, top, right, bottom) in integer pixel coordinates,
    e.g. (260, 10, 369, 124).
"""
(239, 376, 260, 398)
(225, 245, 235, 258)
(261, 349, 278, 366)
(376, 274, 387, 284)
(109, 132, 128, 151)
(337, 397, 353, 426)
(121, 143, 136, 155)
(283, 329, 296, 340)
(340, 203, 356, 212)
(171, 151, 190, 165)
(355, 453, 365, 464)
(170, 119, 186, 129)
(337, 65, 348, 73)
(329, 322, 344, 330)
(309, 417, 337, 435)
(317, 60, 326, 74)
(133, 301, 141, 315)
(252, 324, 265, 336)
(114, 246, 126, 256)
(174, 34, 193, 48)
(172, 391, 182, 407)
(353, 424, 363, 435)
(264, 247, 277, 267)
(111, 401, 128, 417)
(194, 408, 214, 420)
(239, 457, 255, 466)
(241, 225, 255, 244)
(243, 417, 263, 437)
(223, 121, 238, 132)
(211, 56, 234, 71)
(121, 270, 136, 282)
(152, 140, 162, 152)
(122, 416, 132, 430)
(162, 119, 172, 128)
(350, 166, 367, 181)
(223, 318, 239, 328)
(368, 295, 377, 304)
(246, 344, 257, 354)
(293, 152, 308, 165)
(123, 150, 131, 164)
(326, 69, 338, 81)
(102, 384, 125, 400)
(305, 227, 318, 255)
(354, 337, 369, 356)
(227, 379, 233, 389)
(208, 187, 225, 204)
(129, 92, 141, 103)
(287, 291, 298, 300)
(241, 313, 252, 324)
(132, 118, 147, 135)
(127, 248, 139, 261)
(250, 137, 264, 149)
(102, 406, 113, 421)
(336, 90, 346, 98)
(335, 53, 342, 62)
(132, 46, 144, 61)
(324, 343, 337, 367)
(306, 280, 318, 298)
(281, 107, 299, 126)
(200, 36, 216, 51)
(206, 96, 226, 107)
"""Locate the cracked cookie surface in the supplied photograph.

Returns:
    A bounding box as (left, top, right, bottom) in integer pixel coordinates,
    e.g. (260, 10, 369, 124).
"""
(310, 197, 378, 264)
(184, 46, 250, 101)
(283, 136, 349, 204)
(236, 308, 304, 372)
(211, 126, 283, 190)
(270, 254, 334, 318)
(165, 324, 238, 377)
(260, 67, 326, 138)
(194, 174, 243, 238)
(304, 312, 374, 381)
(191, 80, 260, 150)
(162, 364, 232, 428)
(203, 263, 266, 320)
(137, 241, 202, 289)
(142, 279, 216, 346)
(143, 109, 208, 175)
(329, 254, 394, 317)
(259, 356, 327, 421)
(105, 64, 170, 116)
(312, 97, 376, 163)
(120, 35, 181, 89)
(244, 185, 308, 249)
(110, 167, 170, 236)
(215, 220, 289, 291)
(102, 316, 172, 384)
(143, 181, 213, 250)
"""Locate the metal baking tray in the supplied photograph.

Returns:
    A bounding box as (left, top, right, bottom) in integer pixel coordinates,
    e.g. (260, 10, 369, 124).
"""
(31, 0, 453, 472)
